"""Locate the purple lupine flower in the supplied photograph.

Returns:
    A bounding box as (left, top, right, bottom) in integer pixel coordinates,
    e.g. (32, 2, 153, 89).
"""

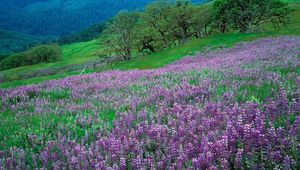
(235, 149, 244, 168)
(120, 157, 126, 170)
(42, 151, 49, 167)
(283, 155, 291, 170)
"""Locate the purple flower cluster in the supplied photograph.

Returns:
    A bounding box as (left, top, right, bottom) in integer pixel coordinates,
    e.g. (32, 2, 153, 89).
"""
(0, 36, 300, 169)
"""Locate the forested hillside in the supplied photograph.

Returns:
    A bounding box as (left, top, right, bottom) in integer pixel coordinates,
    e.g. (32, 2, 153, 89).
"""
(0, 0, 207, 55)
(0, 0, 207, 36)
(0, 30, 50, 55)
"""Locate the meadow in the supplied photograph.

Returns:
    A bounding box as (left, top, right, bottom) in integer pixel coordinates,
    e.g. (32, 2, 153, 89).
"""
(0, 1, 300, 169)
(0, 36, 299, 169)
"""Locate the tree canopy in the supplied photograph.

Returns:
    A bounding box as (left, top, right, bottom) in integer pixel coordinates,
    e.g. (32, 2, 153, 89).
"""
(101, 12, 139, 61)
(99, 0, 292, 61)
(212, 0, 292, 32)
(100, 0, 214, 60)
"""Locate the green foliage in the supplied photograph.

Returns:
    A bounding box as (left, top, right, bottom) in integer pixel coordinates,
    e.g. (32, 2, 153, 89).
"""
(212, 0, 230, 33)
(138, 0, 214, 48)
(133, 0, 173, 54)
(212, 0, 293, 32)
(0, 44, 62, 71)
(133, 20, 159, 55)
(189, 4, 213, 38)
(101, 11, 139, 61)
(102, 0, 214, 58)
(167, 0, 195, 42)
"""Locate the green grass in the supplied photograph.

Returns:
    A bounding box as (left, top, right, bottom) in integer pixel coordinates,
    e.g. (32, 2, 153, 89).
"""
(0, 3, 299, 89)
(5, 40, 99, 73)
(0, 107, 116, 152)
(0, 40, 100, 87)
(110, 33, 275, 70)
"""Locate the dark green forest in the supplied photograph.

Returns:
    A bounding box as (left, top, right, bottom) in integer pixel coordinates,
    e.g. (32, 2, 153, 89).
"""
(0, 0, 207, 36)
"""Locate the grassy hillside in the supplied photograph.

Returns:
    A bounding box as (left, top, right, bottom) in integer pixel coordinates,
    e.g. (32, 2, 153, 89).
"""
(0, 40, 101, 86)
(0, 2, 299, 88)
(1, 35, 299, 169)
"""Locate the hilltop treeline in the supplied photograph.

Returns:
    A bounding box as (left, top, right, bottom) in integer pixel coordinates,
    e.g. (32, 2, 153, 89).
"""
(0, 44, 62, 71)
(101, 0, 292, 61)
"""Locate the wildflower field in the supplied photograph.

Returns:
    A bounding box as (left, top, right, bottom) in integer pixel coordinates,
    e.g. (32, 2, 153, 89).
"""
(1, 36, 300, 169)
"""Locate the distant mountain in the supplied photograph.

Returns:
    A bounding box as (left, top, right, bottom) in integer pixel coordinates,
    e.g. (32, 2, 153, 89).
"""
(0, 0, 207, 37)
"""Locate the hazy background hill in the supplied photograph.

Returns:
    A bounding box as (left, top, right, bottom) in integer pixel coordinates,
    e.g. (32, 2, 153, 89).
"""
(0, 0, 207, 36)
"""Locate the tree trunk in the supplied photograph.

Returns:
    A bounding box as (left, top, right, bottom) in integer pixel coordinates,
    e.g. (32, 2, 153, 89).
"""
(124, 48, 131, 61)
(148, 45, 155, 53)
(220, 23, 226, 33)
(246, 22, 255, 33)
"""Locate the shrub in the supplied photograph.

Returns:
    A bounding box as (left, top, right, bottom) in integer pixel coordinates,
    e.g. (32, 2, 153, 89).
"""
(27, 44, 61, 63)
(0, 44, 61, 71)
